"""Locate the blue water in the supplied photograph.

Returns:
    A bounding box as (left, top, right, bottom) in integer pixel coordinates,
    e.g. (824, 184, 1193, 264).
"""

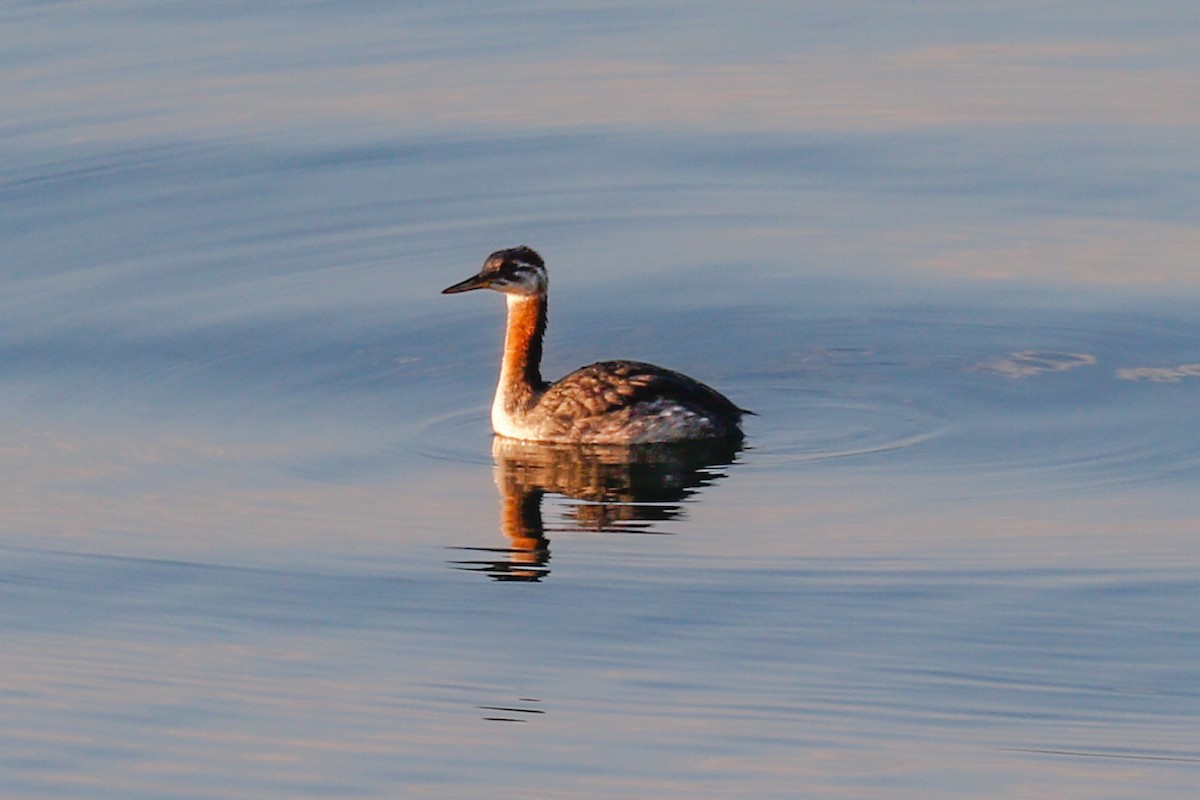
(2, 3, 1199, 798)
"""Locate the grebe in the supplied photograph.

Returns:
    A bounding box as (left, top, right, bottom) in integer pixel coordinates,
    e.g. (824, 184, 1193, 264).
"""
(442, 246, 749, 444)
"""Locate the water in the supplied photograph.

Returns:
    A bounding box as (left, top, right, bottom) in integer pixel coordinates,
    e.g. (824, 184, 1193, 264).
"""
(3, 3, 1199, 798)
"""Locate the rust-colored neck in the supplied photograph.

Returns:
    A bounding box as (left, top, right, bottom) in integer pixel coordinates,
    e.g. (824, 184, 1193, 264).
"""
(498, 294, 548, 405)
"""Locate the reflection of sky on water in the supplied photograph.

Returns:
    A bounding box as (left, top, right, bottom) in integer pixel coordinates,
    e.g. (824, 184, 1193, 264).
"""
(5, 2, 1198, 293)
(2, 1, 1199, 797)
(9, 4, 1198, 136)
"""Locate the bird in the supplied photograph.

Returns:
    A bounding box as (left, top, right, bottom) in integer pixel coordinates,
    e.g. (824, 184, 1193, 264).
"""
(442, 246, 749, 444)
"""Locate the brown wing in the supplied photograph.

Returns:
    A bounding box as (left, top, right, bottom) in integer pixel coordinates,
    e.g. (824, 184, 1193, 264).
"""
(536, 360, 746, 421)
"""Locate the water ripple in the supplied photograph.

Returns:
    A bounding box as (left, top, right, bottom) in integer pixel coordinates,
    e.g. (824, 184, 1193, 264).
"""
(408, 407, 496, 466)
(744, 388, 951, 468)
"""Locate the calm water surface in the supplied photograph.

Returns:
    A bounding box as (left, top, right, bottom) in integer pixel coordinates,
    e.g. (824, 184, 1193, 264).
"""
(2, 3, 1199, 798)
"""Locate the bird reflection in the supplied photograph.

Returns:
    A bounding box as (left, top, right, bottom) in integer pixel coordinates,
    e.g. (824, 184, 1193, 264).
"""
(450, 436, 743, 581)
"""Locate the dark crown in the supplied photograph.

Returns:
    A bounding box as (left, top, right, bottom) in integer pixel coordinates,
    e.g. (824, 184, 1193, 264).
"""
(487, 245, 544, 273)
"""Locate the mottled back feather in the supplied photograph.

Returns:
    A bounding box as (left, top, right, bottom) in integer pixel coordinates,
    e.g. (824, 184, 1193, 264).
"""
(537, 360, 746, 423)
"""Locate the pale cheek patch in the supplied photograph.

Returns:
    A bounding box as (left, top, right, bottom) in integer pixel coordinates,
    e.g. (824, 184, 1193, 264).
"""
(495, 267, 547, 296)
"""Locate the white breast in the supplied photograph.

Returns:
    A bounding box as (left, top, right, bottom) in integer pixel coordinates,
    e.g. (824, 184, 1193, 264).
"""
(491, 393, 542, 440)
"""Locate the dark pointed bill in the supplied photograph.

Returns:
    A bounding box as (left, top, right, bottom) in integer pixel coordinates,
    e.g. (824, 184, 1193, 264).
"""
(441, 273, 490, 294)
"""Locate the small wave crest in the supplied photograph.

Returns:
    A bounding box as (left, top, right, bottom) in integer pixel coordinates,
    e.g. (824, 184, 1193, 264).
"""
(973, 351, 1097, 379)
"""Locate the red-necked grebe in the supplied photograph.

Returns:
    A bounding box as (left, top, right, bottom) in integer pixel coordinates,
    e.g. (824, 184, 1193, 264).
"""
(442, 246, 749, 444)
